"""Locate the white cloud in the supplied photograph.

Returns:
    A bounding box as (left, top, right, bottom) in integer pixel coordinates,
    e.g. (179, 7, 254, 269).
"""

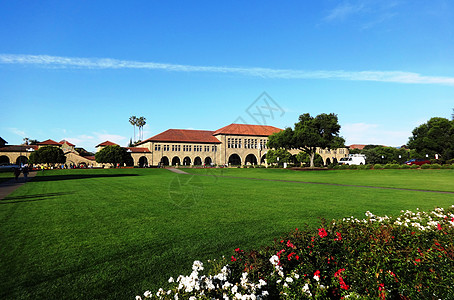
(93, 132, 127, 146)
(324, 2, 365, 22)
(62, 132, 127, 152)
(341, 122, 410, 146)
(1, 54, 454, 86)
(8, 127, 27, 137)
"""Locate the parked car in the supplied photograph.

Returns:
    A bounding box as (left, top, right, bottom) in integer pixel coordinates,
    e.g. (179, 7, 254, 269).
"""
(339, 154, 366, 165)
(405, 158, 431, 166)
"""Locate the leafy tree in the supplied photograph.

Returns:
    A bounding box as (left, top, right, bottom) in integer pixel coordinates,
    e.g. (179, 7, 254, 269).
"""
(295, 151, 324, 167)
(266, 149, 292, 166)
(268, 113, 345, 167)
(407, 117, 454, 161)
(27, 139, 39, 145)
(95, 145, 133, 167)
(29, 146, 66, 166)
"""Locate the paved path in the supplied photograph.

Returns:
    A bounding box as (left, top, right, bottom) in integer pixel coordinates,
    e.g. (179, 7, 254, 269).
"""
(0, 171, 37, 200)
(167, 168, 190, 175)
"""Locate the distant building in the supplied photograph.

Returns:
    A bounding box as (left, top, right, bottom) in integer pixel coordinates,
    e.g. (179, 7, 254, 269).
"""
(135, 123, 349, 166)
(0, 123, 349, 167)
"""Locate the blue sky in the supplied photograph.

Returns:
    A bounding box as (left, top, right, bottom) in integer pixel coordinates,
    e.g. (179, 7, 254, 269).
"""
(1, 0, 453, 152)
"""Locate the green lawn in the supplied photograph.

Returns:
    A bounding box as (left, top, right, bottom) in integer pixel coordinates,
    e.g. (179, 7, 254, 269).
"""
(0, 168, 453, 299)
(0, 170, 15, 183)
(186, 167, 454, 192)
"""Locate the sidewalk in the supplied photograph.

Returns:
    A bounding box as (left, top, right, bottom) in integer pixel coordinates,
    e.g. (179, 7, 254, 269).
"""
(0, 171, 37, 200)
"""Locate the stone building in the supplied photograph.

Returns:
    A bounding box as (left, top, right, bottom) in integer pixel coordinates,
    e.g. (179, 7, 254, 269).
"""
(136, 123, 349, 166)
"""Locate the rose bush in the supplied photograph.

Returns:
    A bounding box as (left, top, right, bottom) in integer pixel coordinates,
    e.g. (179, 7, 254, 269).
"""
(137, 206, 454, 299)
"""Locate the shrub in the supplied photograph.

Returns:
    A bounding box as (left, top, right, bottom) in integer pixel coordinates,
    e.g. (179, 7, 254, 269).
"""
(348, 164, 358, 170)
(384, 163, 400, 169)
(400, 164, 410, 169)
(138, 206, 454, 300)
(421, 164, 431, 169)
(441, 164, 451, 169)
(430, 163, 442, 169)
(356, 164, 368, 170)
(410, 164, 420, 169)
(373, 164, 384, 169)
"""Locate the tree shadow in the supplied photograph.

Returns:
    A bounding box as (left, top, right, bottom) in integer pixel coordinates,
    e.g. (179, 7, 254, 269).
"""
(0, 192, 74, 204)
(31, 173, 139, 182)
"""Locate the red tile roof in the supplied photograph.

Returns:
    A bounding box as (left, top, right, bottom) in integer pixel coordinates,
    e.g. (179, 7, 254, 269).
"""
(125, 147, 151, 153)
(0, 145, 38, 152)
(96, 141, 119, 147)
(59, 140, 75, 146)
(138, 129, 221, 144)
(348, 144, 366, 150)
(38, 139, 61, 146)
(213, 123, 282, 136)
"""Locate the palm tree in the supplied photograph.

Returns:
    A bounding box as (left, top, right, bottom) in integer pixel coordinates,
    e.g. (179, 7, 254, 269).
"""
(137, 116, 147, 140)
(129, 116, 138, 142)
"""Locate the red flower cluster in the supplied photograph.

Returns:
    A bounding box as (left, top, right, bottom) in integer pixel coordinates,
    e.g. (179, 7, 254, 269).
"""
(318, 228, 328, 238)
(286, 240, 295, 248)
(334, 268, 349, 290)
(334, 232, 342, 241)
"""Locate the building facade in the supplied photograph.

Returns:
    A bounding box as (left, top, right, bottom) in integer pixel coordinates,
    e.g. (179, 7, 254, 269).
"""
(136, 123, 349, 166)
(0, 123, 349, 168)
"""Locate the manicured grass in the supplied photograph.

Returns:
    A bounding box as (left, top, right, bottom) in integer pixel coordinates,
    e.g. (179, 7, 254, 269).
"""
(0, 168, 453, 299)
(186, 168, 454, 192)
(0, 170, 15, 183)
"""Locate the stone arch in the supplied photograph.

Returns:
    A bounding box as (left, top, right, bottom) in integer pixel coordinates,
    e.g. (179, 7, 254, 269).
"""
(245, 153, 258, 165)
(228, 154, 241, 166)
(326, 158, 331, 165)
(16, 156, 28, 165)
(138, 156, 148, 167)
(183, 156, 191, 166)
(204, 157, 212, 165)
(161, 156, 169, 166)
(0, 155, 10, 164)
(260, 154, 267, 164)
(194, 157, 202, 166)
(172, 156, 181, 166)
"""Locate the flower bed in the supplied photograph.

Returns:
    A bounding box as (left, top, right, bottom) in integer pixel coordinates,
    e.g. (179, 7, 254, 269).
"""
(137, 206, 454, 299)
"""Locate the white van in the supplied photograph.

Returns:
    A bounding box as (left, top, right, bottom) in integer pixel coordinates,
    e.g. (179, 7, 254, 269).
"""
(339, 154, 366, 165)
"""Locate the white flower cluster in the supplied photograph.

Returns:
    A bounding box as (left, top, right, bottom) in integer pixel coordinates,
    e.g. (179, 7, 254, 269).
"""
(269, 255, 284, 277)
(341, 206, 454, 232)
(138, 261, 268, 300)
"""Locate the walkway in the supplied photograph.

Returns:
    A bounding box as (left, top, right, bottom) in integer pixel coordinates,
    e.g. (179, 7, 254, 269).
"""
(0, 171, 37, 200)
(167, 167, 190, 175)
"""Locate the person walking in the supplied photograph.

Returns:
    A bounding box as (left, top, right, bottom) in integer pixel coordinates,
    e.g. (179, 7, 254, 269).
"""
(22, 165, 29, 180)
(13, 167, 21, 181)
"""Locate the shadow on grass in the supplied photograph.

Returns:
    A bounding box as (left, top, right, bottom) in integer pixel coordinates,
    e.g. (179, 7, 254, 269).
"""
(32, 173, 139, 182)
(1, 192, 74, 204)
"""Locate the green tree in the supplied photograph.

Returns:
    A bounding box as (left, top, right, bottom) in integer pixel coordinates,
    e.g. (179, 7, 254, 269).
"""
(29, 146, 66, 166)
(407, 117, 454, 161)
(268, 113, 345, 167)
(95, 145, 133, 167)
(295, 151, 324, 167)
(266, 149, 292, 166)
